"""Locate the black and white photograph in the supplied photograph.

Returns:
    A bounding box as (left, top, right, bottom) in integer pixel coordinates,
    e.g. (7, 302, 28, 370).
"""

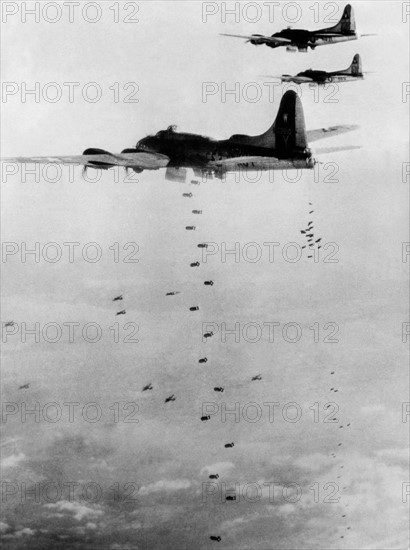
(1, 1, 409, 548)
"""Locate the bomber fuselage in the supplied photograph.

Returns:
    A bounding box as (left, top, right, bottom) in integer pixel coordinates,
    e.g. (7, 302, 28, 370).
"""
(133, 126, 310, 168)
(269, 28, 356, 49)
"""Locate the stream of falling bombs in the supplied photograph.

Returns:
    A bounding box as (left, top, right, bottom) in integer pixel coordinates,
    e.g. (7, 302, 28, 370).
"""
(327, 366, 354, 543)
(300, 202, 323, 259)
(300, 201, 354, 542)
(183, 179, 267, 544)
(110, 192, 353, 545)
(325, 314, 353, 540)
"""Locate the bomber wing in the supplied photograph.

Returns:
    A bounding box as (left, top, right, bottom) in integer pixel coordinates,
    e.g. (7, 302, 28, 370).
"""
(307, 125, 359, 143)
(261, 74, 314, 84)
(3, 151, 170, 171)
(220, 33, 292, 45)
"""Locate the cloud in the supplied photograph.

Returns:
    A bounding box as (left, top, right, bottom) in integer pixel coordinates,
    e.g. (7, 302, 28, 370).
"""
(220, 517, 247, 531)
(293, 453, 331, 472)
(0, 522, 10, 533)
(375, 448, 408, 461)
(44, 500, 104, 521)
(276, 503, 297, 516)
(13, 528, 35, 537)
(138, 479, 191, 495)
(1, 452, 26, 469)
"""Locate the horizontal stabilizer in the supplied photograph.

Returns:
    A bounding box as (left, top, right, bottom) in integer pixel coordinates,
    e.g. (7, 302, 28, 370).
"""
(314, 145, 361, 155)
(307, 125, 359, 143)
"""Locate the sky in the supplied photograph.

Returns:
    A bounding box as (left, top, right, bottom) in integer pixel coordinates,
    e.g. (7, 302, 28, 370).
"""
(1, 2, 409, 549)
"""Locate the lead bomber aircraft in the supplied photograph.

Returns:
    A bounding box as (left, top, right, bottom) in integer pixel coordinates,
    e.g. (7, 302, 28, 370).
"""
(4, 91, 359, 183)
(221, 4, 374, 52)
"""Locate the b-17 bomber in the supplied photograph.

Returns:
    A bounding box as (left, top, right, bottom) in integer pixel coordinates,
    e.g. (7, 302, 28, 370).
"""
(4, 91, 359, 183)
(222, 5, 374, 52)
(264, 54, 367, 85)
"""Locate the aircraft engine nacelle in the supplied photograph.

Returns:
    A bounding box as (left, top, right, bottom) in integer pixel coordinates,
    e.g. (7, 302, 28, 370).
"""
(121, 148, 144, 173)
(250, 34, 264, 45)
(82, 148, 115, 169)
(286, 45, 298, 52)
(83, 147, 112, 155)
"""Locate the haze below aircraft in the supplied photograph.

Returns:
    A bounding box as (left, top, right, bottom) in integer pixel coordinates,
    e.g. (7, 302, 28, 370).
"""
(263, 53, 369, 85)
(221, 4, 375, 52)
(4, 91, 359, 183)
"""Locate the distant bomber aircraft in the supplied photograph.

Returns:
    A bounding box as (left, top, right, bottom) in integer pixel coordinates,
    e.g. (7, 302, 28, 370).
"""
(264, 54, 366, 85)
(165, 394, 176, 403)
(113, 294, 123, 301)
(221, 5, 375, 52)
(4, 91, 359, 183)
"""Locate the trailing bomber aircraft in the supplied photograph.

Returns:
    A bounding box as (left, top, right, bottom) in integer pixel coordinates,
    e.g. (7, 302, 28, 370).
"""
(4, 91, 359, 183)
(221, 4, 374, 52)
(264, 54, 367, 85)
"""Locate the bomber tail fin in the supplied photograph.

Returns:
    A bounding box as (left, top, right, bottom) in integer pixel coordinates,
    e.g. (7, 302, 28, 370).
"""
(340, 53, 362, 75)
(271, 90, 308, 156)
(323, 4, 356, 34)
(228, 90, 308, 156)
